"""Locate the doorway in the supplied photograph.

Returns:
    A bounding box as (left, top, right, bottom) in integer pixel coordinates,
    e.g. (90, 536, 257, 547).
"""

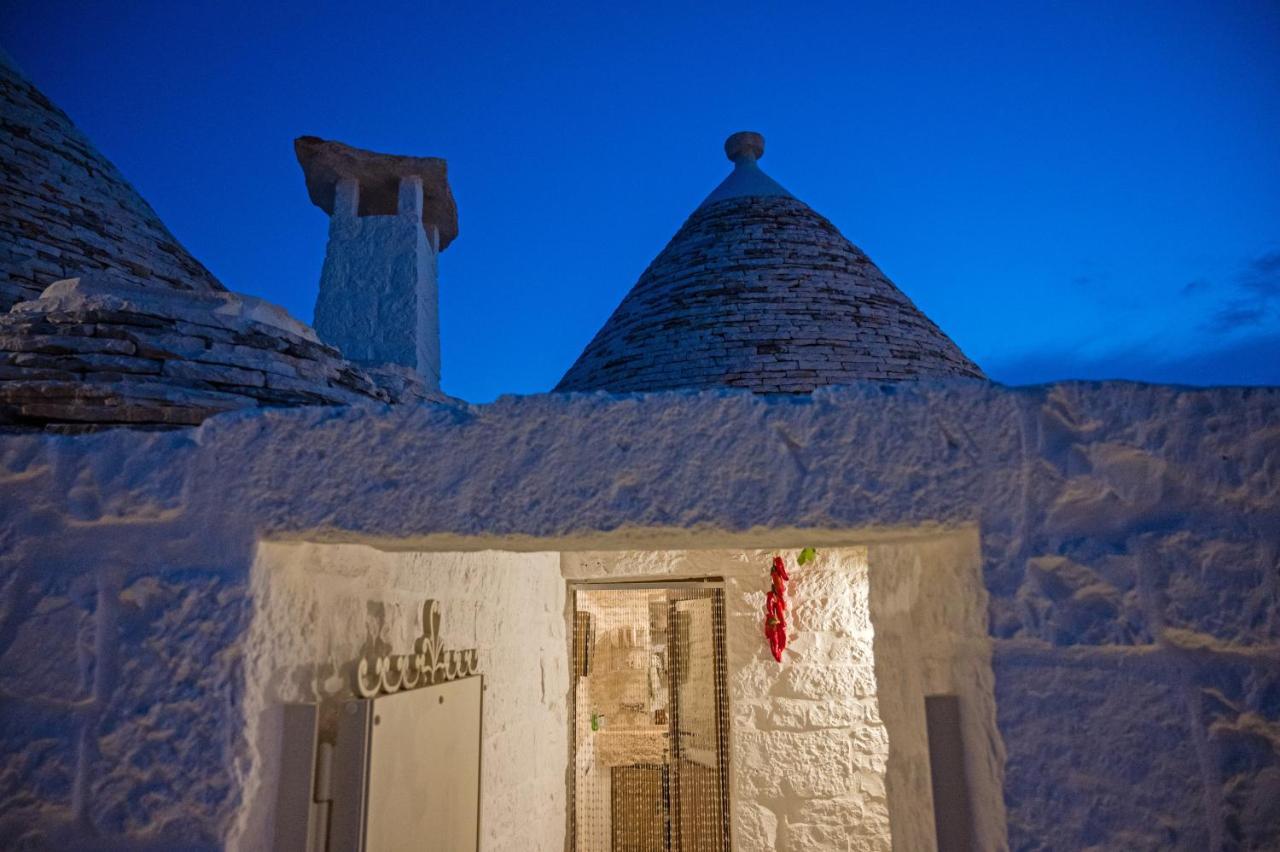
(570, 582, 731, 851)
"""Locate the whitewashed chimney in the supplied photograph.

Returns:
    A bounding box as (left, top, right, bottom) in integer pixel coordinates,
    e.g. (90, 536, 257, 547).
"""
(295, 137, 459, 391)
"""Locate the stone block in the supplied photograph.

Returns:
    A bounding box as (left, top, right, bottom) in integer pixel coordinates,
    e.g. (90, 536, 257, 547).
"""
(162, 358, 266, 388)
(811, 696, 879, 729)
(59, 437, 191, 523)
(765, 698, 813, 730)
(783, 795, 892, 851)
(737, 729, 853, 799)
(195, 341, 308, 378)
(0, 701, 79, 840)
(1148, 531, 1279, 647)
(1188, 657, 1280, 849)
(782, 632, 871, 666)
(762, 695, 878, 731)
(0, 333, 136, 356)
(10, 351, 161, 374)
(121, 329, 211, 359)
(88, 569, 250, 841)
(776, 663, 877, 701)
(783, 820, 855, 851)
(1013, 555, 1144, 646)
(734, 801, 778, 850)
(0, 571, 96, 703)
(790, 569, 869, 634)
(995, 646, 1210, 850)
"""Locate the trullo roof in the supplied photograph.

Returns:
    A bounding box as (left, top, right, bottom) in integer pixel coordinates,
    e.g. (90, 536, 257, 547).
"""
(0, 50, 224, 311)
(556, 132, 985, 393)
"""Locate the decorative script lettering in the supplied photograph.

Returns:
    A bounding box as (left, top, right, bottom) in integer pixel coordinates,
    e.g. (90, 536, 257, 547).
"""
(355, 599, 479, 698)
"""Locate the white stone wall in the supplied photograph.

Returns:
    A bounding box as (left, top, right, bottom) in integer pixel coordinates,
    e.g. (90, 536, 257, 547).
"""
(563, 548, 894, 851)
(1, 382, 1276, 848)
(237, 543, 567, 851)
(314, 199, 441, 388)
(866, 531, 1005, 852)
(0, 424, 258, 848)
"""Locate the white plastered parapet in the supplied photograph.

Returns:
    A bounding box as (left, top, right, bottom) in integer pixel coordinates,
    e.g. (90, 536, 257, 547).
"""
(0, 380, 1276, 848)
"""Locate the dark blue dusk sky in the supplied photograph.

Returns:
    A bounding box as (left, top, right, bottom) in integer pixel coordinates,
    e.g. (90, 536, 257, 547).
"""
(4, 1, 1279, 401)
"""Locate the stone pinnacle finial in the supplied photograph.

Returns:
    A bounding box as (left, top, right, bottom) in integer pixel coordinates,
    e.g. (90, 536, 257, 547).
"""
(725, 131, 765, 164)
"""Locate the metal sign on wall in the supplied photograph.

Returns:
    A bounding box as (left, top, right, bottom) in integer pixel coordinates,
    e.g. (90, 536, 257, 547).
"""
(355, 599, 480, 698)
(275, 599, 484, 852)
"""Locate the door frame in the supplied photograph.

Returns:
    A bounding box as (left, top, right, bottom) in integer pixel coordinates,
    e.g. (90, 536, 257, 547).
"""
(567, 578, 731, 851)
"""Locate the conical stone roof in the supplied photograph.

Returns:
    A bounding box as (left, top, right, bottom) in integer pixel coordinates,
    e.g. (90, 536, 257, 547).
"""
(556, 132, 985, 394)
(0, 51, 223, 311)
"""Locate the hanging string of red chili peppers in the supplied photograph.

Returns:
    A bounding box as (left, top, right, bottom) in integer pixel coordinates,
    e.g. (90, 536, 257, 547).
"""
(764, 555, 789, 661)
(764, 548, 815, 662)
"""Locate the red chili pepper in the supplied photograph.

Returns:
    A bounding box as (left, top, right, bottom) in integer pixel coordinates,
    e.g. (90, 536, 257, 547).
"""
(765, 556, 793, 662)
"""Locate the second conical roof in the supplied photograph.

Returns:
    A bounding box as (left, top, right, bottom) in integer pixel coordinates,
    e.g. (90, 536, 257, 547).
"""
(556, 133, 984, 394)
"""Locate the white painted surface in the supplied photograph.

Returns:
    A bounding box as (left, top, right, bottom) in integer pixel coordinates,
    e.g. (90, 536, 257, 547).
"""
(867, 531, 1006, 852)
(1, 382, 1276, 849)
(698, 158, 794, 209)
(313, 179, 442, 388)
(698, 131, 794, 209)
(362, 678, 482, 852)
(238, 543, 566, 852)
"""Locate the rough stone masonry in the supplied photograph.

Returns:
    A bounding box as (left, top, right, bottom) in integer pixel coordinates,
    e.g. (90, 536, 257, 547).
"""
(297, 136, 458, 391)
(0, 382, 1276, 849)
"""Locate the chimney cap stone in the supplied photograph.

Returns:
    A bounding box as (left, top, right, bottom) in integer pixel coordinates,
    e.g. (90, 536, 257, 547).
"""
(724, 131, 765, 163)
(294, 136, 459, 250)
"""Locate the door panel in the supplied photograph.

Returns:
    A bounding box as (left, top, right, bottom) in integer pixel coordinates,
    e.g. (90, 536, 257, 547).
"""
(668, 593, 729, 852)
(571, 585, 729, 852)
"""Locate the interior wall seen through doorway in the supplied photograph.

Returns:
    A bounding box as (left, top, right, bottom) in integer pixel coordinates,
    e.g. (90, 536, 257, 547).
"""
(562, 548, 894, 851)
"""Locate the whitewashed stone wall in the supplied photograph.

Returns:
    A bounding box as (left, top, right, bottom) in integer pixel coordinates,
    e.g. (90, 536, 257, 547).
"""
(238, 543, 567, 851)
(563, 548, 894, 851)
(312, 187, 442, 389)
(1, 382, 1276, 849)
(866, 531, 1005, 851)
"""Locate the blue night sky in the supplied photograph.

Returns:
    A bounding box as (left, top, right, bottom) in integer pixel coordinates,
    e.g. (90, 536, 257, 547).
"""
(4, 1, 1278, 401)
